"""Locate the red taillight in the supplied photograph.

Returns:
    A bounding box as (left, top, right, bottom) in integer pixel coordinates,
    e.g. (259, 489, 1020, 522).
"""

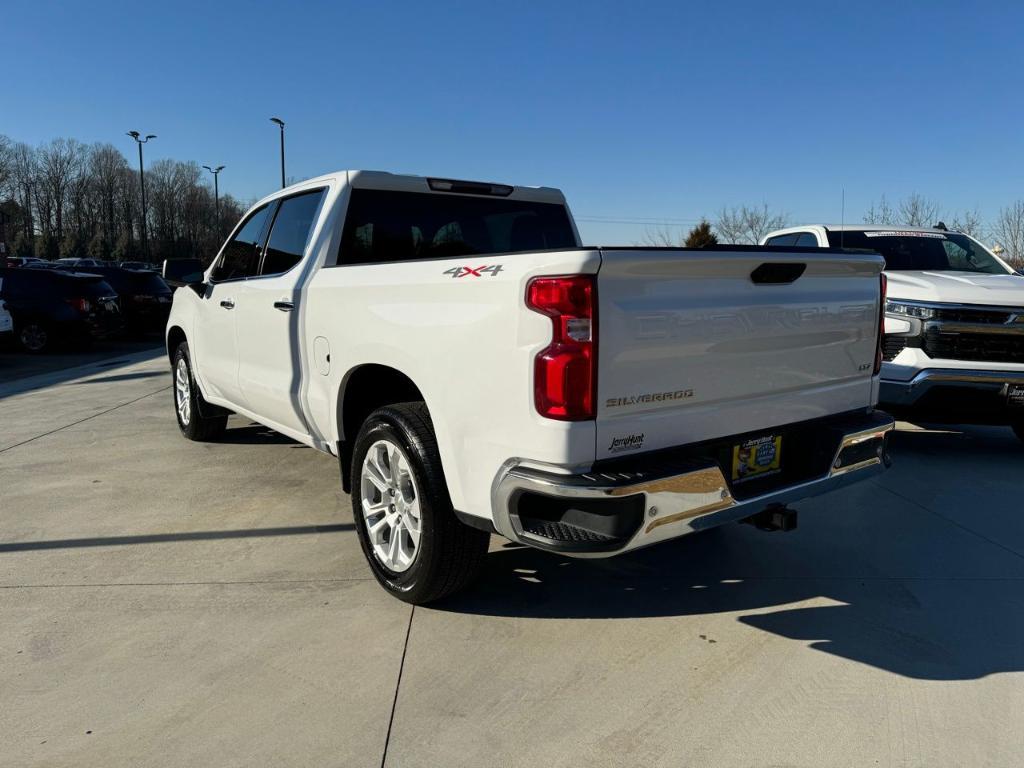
(874, 273, 887, 375)
(526, 275, 596, 420)
(65, 298, 91, 313)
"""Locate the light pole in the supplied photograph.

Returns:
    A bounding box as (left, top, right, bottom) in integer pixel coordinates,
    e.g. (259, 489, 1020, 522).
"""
(127, 131, 156, 261)
(202, 165, 225, 230)
(270, 117, 285, 188)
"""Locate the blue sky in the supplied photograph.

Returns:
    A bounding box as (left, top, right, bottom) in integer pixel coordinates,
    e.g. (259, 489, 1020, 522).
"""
(5, 0, 1023, 243)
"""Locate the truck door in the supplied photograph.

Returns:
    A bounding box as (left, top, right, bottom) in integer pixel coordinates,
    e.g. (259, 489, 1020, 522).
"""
(234, 188, 327, 437)
(194, 202, 274, 407)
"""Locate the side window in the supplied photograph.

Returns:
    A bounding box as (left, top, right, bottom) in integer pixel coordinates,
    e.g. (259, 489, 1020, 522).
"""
(766, 233, 799, 246)
(260, 189, 326, 276)
(794, 232, 819, 247)
(212, 204, 272, 282)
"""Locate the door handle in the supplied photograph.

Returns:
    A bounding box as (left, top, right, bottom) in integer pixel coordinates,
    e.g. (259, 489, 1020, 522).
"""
(274, 300, 295, 312)
(219, 299, 235, 309)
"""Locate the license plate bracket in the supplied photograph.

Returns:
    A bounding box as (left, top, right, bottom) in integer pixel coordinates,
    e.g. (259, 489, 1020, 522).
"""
(731, 434, 782, 483)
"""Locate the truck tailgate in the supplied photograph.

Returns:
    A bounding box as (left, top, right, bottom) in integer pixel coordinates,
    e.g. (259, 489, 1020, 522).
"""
(595, 247, 884, 459)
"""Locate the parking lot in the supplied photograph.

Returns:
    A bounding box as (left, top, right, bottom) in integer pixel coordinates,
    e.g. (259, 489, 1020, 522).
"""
(2, 351, 1023, 767)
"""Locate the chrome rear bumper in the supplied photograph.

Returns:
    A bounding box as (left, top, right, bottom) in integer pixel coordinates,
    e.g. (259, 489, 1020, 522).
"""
(492, 412, 895, 557)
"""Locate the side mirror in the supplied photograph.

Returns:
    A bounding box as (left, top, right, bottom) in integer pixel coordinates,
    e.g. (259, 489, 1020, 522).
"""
(183, 273, 207, 296)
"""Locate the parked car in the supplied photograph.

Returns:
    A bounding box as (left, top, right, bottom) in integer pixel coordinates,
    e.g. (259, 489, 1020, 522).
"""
(2, 257, 43, 268)
(762, 224, 1024, 441)
(55, 258, 103, 269)
(0, 267, 121, 352)
(0, 298, 13, 341)
(118, 261, 155, 271)
(82, 266, 172, 335)
(167, 171, 893, 603)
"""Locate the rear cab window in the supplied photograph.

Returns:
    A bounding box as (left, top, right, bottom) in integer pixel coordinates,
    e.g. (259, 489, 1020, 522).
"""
(825, 229, 1010, 274)
(765, 233, 799, 247)
(765, 232, 820, 247)
(336, 189, 577, 265)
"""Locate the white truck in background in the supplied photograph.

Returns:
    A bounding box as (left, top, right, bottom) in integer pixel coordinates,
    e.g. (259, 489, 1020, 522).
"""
(167, 171, 893, 603)
(763, 225, 1024, 441)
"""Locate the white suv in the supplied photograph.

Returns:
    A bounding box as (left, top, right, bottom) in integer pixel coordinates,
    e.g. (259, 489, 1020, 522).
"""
(763, 225, 1024, 441)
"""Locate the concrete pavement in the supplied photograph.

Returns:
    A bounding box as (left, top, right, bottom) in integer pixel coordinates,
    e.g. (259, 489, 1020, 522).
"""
(2, 354, 1023, 767)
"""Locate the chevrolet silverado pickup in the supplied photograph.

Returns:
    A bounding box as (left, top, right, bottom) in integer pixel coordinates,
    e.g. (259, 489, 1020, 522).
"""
(167, 171, 893, 603)
(764, 225, 1024, 441)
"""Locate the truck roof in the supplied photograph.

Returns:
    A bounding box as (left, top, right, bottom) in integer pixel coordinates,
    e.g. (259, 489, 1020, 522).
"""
(772, 224, 952, 235)
(254, 169, 568, 207)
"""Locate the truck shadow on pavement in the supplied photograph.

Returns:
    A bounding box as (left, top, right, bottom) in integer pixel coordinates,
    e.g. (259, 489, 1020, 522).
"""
(441, 425, 1024, 681)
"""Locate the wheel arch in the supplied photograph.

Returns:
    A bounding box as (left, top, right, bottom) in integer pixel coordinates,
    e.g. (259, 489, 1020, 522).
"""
(166, 325, 187, 366)
(336, 364, 429, 493)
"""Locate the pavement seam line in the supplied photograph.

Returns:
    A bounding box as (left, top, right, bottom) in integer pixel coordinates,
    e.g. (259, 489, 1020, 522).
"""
(6, 575, 1024, 590)
(0, 577, 374, 589)
(380, 605, 415, 768)
(876, 481, 1024, 563)
(0, 385, 169, 454)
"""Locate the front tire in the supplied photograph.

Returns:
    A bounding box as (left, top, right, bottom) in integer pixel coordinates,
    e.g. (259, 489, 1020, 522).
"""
(172, 341, 228, 442)
(350, 402, 489, 604)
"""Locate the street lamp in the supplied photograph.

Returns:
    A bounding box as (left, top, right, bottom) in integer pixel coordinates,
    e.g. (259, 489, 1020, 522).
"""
(126, 131, 156, 261)
(202, 164, 225, 227)
(270, 117, 285, 189)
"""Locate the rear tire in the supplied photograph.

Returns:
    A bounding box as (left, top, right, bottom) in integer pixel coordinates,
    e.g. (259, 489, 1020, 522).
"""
(172, 341, 228, 442)
(350, 402, 489, 604)
(17, 319, 52, 353)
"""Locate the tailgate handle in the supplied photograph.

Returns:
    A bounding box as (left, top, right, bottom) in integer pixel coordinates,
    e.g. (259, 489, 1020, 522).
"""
(751, 262, 806, 285)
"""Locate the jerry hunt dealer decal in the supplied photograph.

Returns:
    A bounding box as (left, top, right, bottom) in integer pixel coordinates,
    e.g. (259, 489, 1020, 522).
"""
(608, 433, 645, 453)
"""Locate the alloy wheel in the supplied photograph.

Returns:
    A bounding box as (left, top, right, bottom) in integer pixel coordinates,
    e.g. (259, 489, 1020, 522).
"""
(19, 324, 47, 352)
(360, 439, 422, 572)
(175, 358, 192, 426)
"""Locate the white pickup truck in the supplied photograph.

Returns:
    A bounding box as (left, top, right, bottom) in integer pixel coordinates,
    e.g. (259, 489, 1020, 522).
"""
(167, 171, 893, 603)
(763, 225, 1024, 441)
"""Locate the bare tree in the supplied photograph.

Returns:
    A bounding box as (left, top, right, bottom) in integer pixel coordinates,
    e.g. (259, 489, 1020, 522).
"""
(863, 194, 896, 225)
(994, 201, 1024, 270)
(864, 193, 943, 227)
(640, 225, 684, 247)
(35, 138, 87, 240)
(0, 135, 12, 198)
(898, 193, 942, 227)
(715, 204, 788, 245)
(949, 209, 984, 238)
(0, 135, 247, 264)
(9, 142, 39, 239)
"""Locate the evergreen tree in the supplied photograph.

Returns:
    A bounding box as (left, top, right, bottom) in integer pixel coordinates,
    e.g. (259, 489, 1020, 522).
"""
(684, 220, 718, 248)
